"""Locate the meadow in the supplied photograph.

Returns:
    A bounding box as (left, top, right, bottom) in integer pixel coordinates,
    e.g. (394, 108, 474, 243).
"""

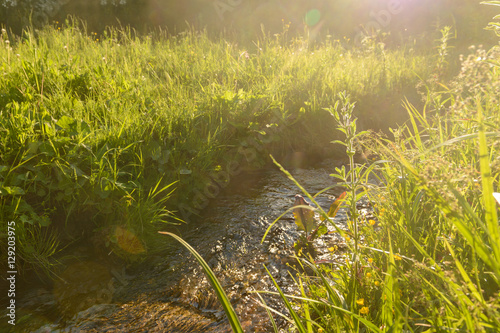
(0, 18, 434, 275)
(0, 3, 499, 331)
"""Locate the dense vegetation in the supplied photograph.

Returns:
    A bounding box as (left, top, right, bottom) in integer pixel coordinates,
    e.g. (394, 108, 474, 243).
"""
(177, 3, 500, 332)
(1, 0, 499, 331)
(0, 18, 437, 277)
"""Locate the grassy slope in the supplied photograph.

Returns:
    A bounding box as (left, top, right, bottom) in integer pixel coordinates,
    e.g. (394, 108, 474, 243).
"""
(0, 21, 434, 276)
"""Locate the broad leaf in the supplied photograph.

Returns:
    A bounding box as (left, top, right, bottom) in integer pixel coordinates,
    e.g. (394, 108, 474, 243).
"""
(293, 195, 316, 235)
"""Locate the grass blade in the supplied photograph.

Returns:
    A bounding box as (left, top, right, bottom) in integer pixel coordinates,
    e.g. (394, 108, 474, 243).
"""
(158, 231, 243, 333)
(477, 102, 500, 263)
(264, 265, 308, 333)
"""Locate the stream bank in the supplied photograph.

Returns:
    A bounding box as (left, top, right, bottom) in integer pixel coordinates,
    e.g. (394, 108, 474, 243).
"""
(15, 158, 374, 332)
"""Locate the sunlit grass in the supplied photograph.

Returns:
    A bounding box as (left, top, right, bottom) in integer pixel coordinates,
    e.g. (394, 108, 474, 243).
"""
(0, 18, 434, 276)
(260, 41, 500, 332)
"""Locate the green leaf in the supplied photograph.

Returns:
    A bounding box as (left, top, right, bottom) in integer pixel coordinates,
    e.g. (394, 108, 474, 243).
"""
(315, 225, 328, 238)
(158, 232, 243, 333)
(294, 195, 316, 235)
(0, 186, 25, 196)
(478, 102, 500, 264)
(56, 115, 78, 136)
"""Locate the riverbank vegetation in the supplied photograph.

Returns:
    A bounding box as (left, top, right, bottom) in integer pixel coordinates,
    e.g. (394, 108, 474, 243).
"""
(1, 18, 437, 277)
(260, 5, 500, 333)
(0, 1, 499, 331)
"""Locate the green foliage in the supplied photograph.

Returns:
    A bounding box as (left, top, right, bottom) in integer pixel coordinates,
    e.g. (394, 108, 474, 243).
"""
(482, 1, 500, 36)
(259, 42, 500, 332)
(0, 19, 432, 277)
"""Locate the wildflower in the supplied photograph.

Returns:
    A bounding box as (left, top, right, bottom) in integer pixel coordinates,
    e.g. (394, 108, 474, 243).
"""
(360, 307, 369, 315)
(366, 272, 372, 278)
(394, 254, 402, 261)
(374, 281, 380, 286)
(328, 247, 336, 253)
(5, 40, 9, 44)
(345, 236, 350, 242)
(356, 298, 364, 306)
(368, 258, 373, 264)
(369, 219, 376, 226)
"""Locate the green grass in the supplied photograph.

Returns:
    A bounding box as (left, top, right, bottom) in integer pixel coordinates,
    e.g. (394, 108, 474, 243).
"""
(0, 18, 436, 276)
(260, 37, 500, 332)
(1, 7, 498, 333)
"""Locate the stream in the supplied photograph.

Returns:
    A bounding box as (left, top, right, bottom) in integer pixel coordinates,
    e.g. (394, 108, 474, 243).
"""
(16, 158, 373, 333)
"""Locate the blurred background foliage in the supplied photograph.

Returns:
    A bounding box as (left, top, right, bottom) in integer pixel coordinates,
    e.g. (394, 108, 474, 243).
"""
(1, 0, 498, 48)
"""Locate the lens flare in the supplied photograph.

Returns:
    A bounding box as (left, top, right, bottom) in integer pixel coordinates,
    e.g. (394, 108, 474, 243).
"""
(305, 9, 321, 27)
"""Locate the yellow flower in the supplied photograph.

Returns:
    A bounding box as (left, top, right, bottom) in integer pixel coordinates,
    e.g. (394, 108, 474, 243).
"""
(360, 306, 369, 315)
(394, 254, 402, 261)
(366, 272, 372, 278)
(345, 236, 350, 242)
(356, 298, 364, 306)
(328, 247, 336, 253)
(369, 219, 376, 226)
(374, 281, 380, 286)
(368, 258, 373, 264)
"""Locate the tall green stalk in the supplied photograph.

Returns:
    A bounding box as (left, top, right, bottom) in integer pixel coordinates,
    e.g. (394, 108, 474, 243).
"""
(325, 92, 370, 322)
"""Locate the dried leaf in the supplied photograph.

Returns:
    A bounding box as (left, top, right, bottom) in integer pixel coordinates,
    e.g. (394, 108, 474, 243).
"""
(322, 191, 346, 222)
(115, 226, 145, 254)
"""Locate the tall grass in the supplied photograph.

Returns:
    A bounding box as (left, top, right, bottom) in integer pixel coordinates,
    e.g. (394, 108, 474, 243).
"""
(259, 35, 500, 333)
(0, 18, 434, 276)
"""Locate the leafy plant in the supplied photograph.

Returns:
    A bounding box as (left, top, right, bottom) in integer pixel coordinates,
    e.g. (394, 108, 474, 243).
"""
(291, 192, 347, 256)
(482, 1, 500, 36)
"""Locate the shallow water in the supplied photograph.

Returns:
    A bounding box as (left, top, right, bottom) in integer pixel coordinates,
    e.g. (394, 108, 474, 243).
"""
(16, 159, 373, 333)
